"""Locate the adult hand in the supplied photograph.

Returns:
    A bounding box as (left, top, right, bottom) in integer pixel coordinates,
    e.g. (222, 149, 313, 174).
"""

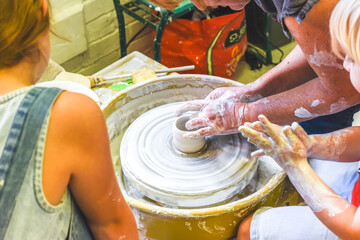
(176, 88, 261, 138)
(176, 98, 248, 137)
(205, 86, 262, 103)
(239, 115, 308, 169)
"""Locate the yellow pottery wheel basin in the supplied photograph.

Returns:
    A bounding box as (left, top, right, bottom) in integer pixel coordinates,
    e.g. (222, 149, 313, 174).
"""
(101, 74, 286, 240)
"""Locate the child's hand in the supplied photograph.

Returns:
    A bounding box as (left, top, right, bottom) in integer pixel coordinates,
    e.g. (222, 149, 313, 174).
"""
(240, 120, 283, 157)
(241, 119, 314, 158)
(239, 115, 308, 169)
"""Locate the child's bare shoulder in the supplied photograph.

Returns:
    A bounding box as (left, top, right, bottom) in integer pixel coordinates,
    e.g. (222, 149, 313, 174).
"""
(53, 91, 100, 114)
(47, 91, 106, 147)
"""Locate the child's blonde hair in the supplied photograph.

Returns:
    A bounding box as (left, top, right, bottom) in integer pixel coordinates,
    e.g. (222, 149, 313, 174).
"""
(330, 0, 360, 64)
(0, 0, 50, 69)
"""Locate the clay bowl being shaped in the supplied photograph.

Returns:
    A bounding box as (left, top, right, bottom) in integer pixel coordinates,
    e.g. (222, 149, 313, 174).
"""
(172, 115, 206, 154)
(101, 74, 286, 240)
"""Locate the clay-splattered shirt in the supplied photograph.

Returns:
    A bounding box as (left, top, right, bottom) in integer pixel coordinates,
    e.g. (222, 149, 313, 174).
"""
(254, 0, 320, 37)
(190, 0, 320, 37)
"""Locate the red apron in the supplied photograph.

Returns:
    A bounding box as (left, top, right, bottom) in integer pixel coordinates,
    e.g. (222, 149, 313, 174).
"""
(351, 178, 360, 207)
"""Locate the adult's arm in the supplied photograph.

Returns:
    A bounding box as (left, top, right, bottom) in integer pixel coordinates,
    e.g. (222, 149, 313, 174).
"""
(243, 44, 318, 97)
(177, 0, 360, 136)
(243, 0, 360, 125)
(204, 44, 316, 100)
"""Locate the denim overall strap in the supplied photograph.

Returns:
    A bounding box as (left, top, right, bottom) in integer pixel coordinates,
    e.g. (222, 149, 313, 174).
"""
(0, 87, 62, 239)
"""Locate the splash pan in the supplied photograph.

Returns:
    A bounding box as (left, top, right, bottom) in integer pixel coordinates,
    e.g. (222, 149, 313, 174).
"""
(100, 74, 286, 240)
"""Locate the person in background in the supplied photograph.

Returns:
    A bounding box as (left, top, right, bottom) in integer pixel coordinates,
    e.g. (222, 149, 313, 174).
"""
(0, 0, 138, 239)
(238, 0, 360, 238)
(151, 0, 360, 137)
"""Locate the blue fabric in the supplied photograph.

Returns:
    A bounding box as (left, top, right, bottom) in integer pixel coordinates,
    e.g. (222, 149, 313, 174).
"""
(250, 159, 359, 240)
(254, 0, 320, 37)
(69, 193, 94, 240)
(250, 206, 341, 240)
(299, 104, 360, 134)
(0, 87, 61, 238)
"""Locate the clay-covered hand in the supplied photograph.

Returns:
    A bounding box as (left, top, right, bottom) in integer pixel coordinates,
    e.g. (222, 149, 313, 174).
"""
(239, 115, 308, 169)
(205, 86, 262, 103)
(176, 98, 248, 137)
(242, 119, 314, 157)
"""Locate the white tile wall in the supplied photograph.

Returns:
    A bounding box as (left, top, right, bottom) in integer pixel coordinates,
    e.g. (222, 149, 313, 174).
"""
(83, 0, 115, 23)
(50, 2, 87, 64)
(50, 0, 154, 75)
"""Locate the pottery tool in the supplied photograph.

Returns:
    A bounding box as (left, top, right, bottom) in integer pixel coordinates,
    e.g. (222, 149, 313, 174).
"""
(88, 65, 195, 88)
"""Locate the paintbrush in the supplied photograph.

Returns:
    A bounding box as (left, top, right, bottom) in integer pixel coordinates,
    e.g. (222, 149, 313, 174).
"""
(88, 65, 195, 87)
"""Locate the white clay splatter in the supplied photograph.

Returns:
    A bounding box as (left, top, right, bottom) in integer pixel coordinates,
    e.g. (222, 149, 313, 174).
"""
(221, 90, 237, 100)
(311, 129, 354, 159)
(294, 107, 320, 118)
(311, 99, 321, 107)
(261, 98, 270, 104)
(185, 222, 192, 231)
(238, 105, 247, 123)
(213, 224, 226, 231)
(218, 101, 227, 116)
(309, 46, 344, 69)
(239, 93, 262, 103)
(197, 221, 213, 234)
(333, 129, 353, 156)
(330, 98, 349, 114)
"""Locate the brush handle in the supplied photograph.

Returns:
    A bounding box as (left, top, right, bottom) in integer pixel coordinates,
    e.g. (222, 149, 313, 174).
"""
(88, 65, 195, 87)
(101, 65, 195, 81)
(153, 65, 195, 74)
(88, 76, 104, 88)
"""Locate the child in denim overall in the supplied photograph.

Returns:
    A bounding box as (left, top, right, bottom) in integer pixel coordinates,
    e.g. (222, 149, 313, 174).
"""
(0, 0, 138, 239)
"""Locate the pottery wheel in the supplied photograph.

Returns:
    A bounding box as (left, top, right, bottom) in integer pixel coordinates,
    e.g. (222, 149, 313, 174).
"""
(120, 102, 258, 208)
